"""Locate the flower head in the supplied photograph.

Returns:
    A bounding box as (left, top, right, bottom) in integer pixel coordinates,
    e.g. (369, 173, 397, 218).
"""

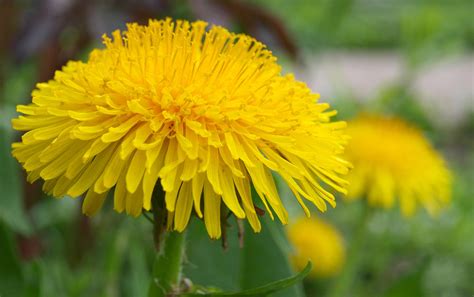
(345, 114, 451, 216)
(287, 217, 346, 278)
(12, 19, 349, 238)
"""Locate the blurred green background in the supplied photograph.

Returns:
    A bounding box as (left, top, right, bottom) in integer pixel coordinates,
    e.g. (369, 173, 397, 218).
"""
(0, 0, 472, 296)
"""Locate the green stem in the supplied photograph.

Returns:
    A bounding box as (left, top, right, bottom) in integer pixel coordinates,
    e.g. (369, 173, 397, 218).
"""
(327, 205, 373, 297)
(148, 187, 187, 297)
(148, 231, 187, 297)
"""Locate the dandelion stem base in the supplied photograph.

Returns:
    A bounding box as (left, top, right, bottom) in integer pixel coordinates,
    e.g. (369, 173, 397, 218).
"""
(148, 231, 186, 297)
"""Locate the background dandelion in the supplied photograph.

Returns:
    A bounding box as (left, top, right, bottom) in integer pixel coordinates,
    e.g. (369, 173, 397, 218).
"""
(345, 114, 452, 216)
(287, 217, 346, 278)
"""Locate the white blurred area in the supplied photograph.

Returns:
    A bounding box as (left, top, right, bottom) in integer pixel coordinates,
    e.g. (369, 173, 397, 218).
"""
(300, 52, 474, 129)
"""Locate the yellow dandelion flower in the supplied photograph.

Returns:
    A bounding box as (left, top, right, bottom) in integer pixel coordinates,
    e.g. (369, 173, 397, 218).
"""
(11, 19, 350, 238)
(287, 217, 346, 278)
(345, 114, 451, 216)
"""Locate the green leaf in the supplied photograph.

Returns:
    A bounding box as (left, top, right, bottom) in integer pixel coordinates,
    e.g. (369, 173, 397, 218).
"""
(0, 223, 24, 296)
(127, 237, 151, 297)
(240, 216, 304, 297)
(382, 264, 425, 297)
(184, 215, 306, 297)
(21, 261, 41, 297)
(184, 220, 242, 291)
(185, 181, 306, 297)
(184, 262, 312, 297)
(0, 108, 31, 234)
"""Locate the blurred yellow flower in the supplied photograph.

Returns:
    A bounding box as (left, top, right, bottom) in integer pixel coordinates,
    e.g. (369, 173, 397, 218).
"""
(287, 217, 346, 278)
(345, 114, 451, 216)
(11, 19, 350, 239)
